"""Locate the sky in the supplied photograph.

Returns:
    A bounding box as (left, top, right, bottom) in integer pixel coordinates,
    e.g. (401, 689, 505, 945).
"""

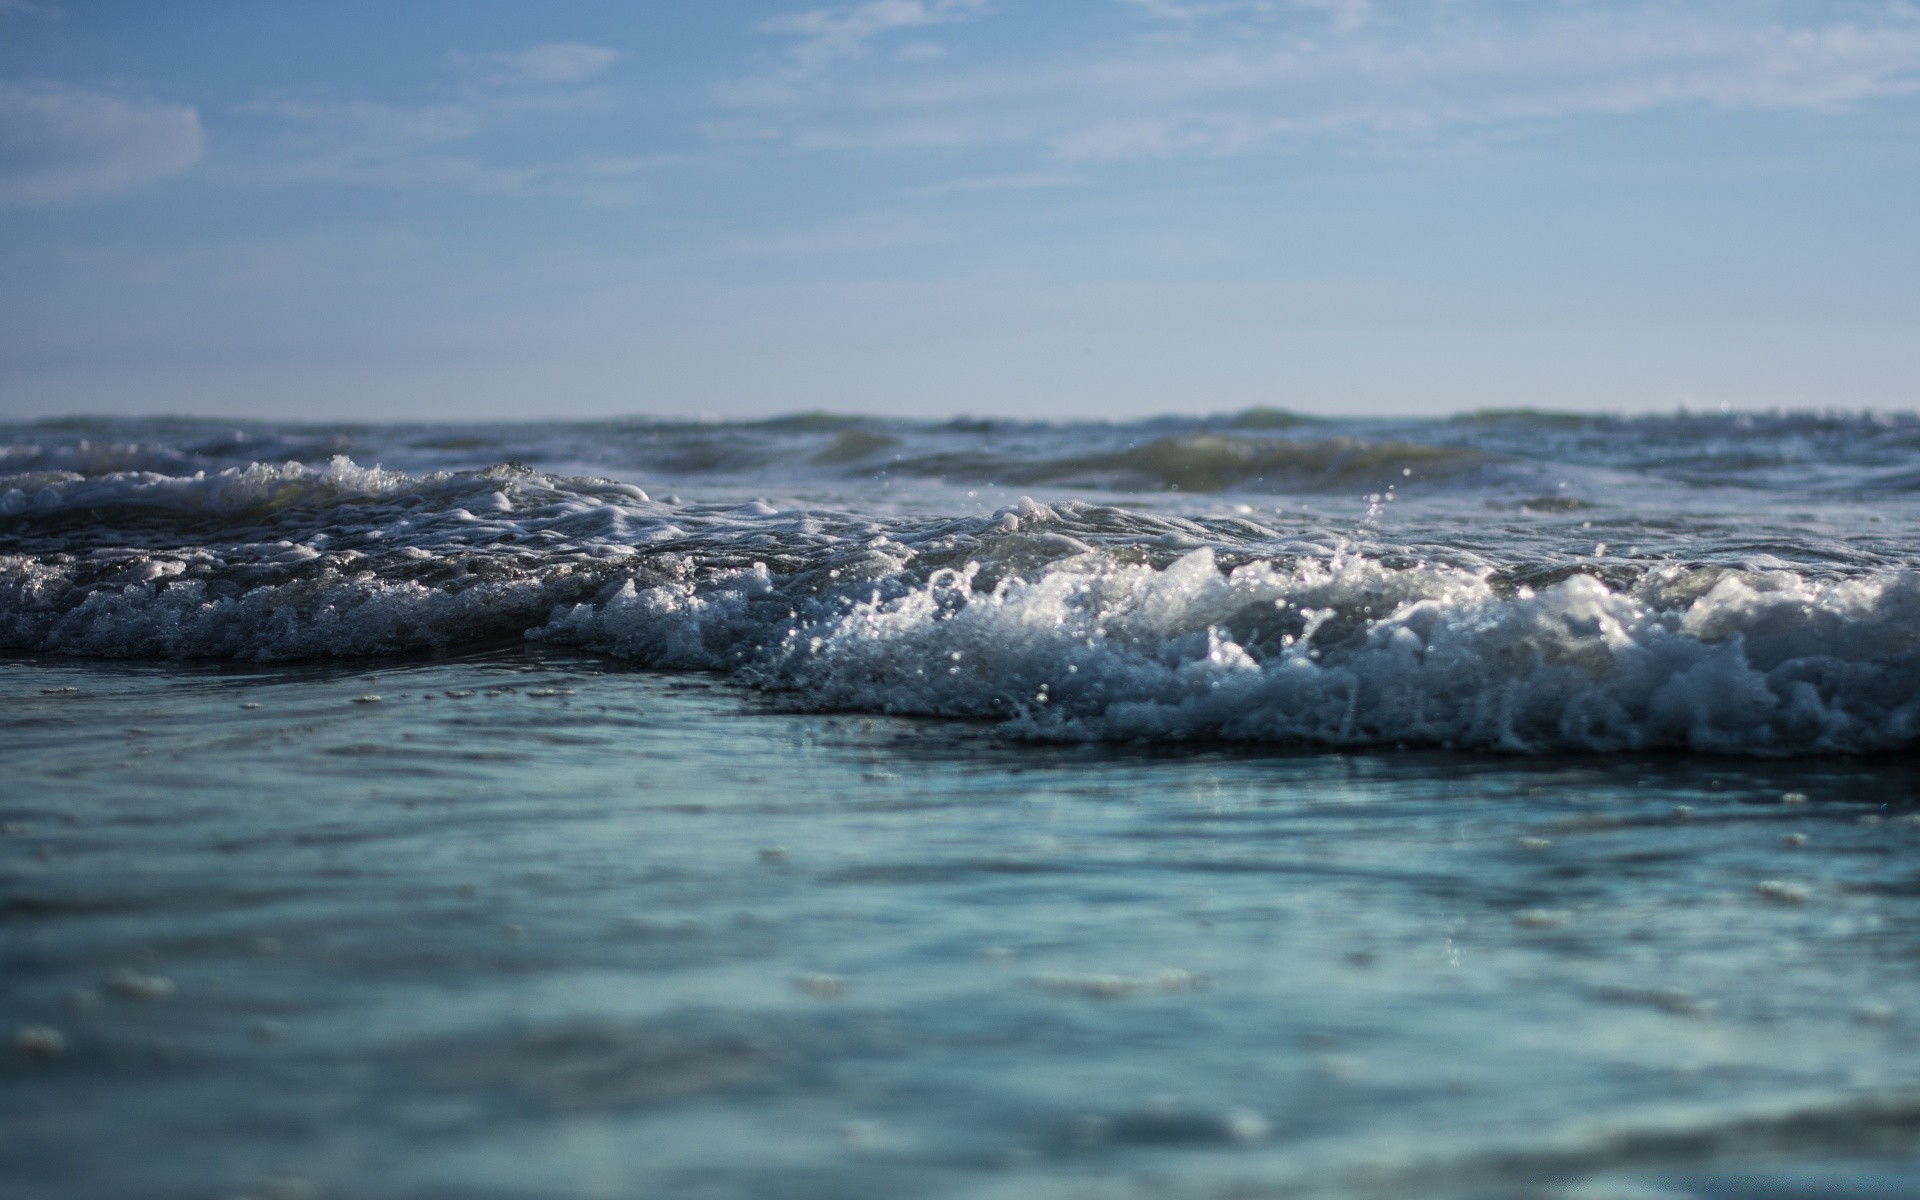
(2, 0, 1918, 422)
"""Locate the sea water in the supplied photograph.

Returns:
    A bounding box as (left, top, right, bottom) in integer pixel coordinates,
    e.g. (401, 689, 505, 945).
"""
(5, 411, 1920, 1198)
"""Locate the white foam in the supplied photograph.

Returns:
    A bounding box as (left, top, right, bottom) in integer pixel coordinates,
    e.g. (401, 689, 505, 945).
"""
(8, 451, 1920, 756)
(541, 543, 1920, 754)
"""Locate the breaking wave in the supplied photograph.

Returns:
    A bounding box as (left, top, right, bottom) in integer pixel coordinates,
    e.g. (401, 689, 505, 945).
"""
(6, 454, 1919, 756)
(539, 534, 1920, 756)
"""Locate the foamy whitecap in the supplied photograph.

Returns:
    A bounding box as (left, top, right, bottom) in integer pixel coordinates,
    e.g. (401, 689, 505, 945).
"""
(6, 426, 1920, 756)
(537, 542, 1920, 755)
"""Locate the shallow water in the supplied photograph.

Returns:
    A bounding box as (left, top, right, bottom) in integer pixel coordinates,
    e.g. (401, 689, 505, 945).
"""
(6, 411, 1920, 1196)
(6, 650, 1920, 1198)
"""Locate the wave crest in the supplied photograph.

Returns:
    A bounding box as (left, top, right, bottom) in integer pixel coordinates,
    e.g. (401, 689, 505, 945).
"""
(539, 546, 1920, 755)
(7, 454, 1919, 756)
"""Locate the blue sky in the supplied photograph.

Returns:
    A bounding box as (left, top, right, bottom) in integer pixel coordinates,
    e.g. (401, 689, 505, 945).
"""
(3, 0, 1918, 421)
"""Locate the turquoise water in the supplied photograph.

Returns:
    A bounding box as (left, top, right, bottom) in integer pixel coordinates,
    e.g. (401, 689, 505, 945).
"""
(8, 647, 1920, 1199)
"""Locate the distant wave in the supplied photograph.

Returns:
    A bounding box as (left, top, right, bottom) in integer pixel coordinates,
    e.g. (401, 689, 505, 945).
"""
(10, 406, 1920, 495)
(992, 433, 1489, 492)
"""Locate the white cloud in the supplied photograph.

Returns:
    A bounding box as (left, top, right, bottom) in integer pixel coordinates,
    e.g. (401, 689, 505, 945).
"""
(0, 81, 203, 204)
(754, 0, 990, 76)
(719, 1, 1920, 161)
(456, 42, 621, 86)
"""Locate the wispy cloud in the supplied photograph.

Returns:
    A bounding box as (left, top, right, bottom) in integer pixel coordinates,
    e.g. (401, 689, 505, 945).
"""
(718, 1, 1920, 161)
(715, 210, 939, 258)
(229, 96, 535, 193)
(0, 81, 202, 204)
(231, 42, 647, 203)
(1119, 0, 1372, 32)
(245, 98, 484, 149)
(453, 42, 621, 86)
(756, 0, 991, 74)
(714, 0, 994, 118)
(901, 169, 1084, 198)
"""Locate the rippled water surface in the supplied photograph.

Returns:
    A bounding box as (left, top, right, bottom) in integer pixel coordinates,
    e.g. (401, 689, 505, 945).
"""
(5, 411, 1920, 1197)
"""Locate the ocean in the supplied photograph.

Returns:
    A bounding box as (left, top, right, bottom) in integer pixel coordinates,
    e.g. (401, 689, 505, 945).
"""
(5, 410, 1920, 1198)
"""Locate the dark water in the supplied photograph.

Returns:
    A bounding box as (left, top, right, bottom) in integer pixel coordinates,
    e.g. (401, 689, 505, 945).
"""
(6, 411, 1920, 1197)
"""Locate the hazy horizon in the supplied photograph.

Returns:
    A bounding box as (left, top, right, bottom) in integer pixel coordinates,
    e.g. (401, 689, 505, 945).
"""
(15, 401, 1916, 430)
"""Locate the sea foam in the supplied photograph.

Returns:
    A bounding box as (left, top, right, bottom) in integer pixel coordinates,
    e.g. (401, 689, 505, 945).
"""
(7, 442, 1920, 756)
(539, 537, 1920, 755)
